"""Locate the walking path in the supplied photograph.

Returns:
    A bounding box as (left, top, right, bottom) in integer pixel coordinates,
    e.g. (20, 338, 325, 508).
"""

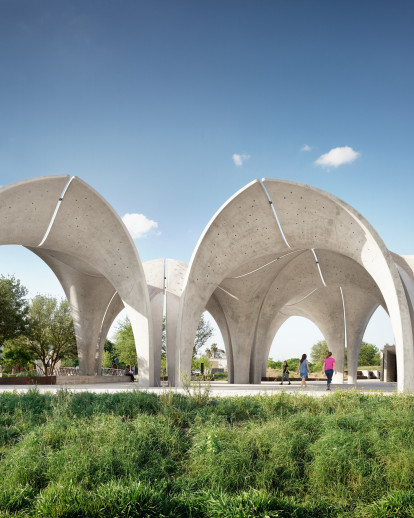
(0, 379, 398, 396)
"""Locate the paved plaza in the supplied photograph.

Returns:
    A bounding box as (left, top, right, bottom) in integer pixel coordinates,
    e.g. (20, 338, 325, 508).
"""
(0, 379, 398, 397)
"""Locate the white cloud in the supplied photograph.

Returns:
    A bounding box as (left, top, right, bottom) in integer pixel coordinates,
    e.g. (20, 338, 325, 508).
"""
(232, 153, 251, 167)
(315, 146, 360, 168)
(122, 213, 159, 239)
(301, 144, 312, 152)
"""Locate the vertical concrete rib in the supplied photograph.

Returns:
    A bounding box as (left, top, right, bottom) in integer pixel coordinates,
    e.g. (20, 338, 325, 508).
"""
(339, 286, 347, 350)
(38, 176, 75, 246)
(311, 249, 327, 287)
(260, 180, 292, 249)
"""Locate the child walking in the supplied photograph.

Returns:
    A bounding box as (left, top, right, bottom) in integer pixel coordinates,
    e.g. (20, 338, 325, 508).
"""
(280, 360, 291, 385)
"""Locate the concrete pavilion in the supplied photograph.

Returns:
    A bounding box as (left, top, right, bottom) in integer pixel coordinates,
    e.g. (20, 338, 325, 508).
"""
(1, 177, 414, 392)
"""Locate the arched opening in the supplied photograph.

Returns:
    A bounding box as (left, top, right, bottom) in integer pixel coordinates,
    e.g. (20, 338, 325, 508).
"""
(196, 310, 226, 380)
(0, 244, 75, 374)
(362, 306, 395, 381)
(266, 316, 324, 380)
(0, 245, 66, 300)
(104, 308, 129, 373)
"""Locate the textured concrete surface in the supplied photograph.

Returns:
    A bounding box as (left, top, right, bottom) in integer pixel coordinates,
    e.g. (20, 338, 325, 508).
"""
(2, 176, 414, 392)
(176, 179, 414, 392)
(0, 176, 153, 387)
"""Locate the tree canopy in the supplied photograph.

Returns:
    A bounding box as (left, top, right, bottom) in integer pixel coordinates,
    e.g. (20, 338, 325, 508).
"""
(310, 339, 381, 369)
(310, 340, 329, 366)
(205, 343, 225, 359)
(0, 275, 30, 346)
(194, 314, 214, 356)
(2, 295, 77, 375)
(28, 296, 77, 375)
(357, 342, 380, 366)
(112, 313, 215, 369)
(113, 317, 137, 367)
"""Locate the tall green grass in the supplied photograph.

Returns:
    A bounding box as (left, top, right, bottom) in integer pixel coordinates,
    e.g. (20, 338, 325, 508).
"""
(0, 389, 413, 517)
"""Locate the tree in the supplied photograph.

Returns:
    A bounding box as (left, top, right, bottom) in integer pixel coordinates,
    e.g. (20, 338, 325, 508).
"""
(358, 342, 380, 366)
(267, 358, 283, 370)
(207, 343, 225, 359)
(192, 354, 212, 371)
(0, 275, 30, 346)
(285, 357, 300, 372)
(194, 314, 214, 357)
(100, 340, 116, 369)
(24, 296, 77, 375)
(113, 317, 137, 367)
(2, 336, 35, 372)
(113, 313, 215, 369)
(101, 350, 113, 368)
(310, 340, 329, 365)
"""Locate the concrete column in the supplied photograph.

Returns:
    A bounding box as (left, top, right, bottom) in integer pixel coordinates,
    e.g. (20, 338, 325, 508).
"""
(29, 247, 118, 376)
(341, 285, 380, 385)
(206, 294, 234, 383)
(166, 292, 179, 386)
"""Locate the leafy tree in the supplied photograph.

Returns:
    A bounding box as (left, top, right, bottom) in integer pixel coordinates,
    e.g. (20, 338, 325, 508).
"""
(192, 354, 212, 371)
(194, 314, 214, 357)
(310, 340, 329, 365)
(101, 350, 113, 368)
(358, 342, 380, 366)
(0, 275, 30, 346)
(113, 317, 137, 367)
(2, 336, 34, 372)
(285, 358, 300, 372)
(23, 296, 77, 375)
(267, 358, 283, 370)
(113, 313, 215, 370)
(101, 340, 116, 369)
(102, 339, 116, 366)
(206, 343, 225, 359)
(60, 356, 79, 367)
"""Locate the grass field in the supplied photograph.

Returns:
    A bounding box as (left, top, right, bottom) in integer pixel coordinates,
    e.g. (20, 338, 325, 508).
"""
(0, 388, 413, 517)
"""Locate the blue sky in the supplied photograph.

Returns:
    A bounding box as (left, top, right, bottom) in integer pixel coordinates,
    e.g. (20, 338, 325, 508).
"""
(0, 0, 411, 360)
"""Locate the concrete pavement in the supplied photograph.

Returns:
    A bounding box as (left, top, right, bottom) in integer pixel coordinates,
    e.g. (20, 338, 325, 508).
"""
(0, 379, 399, 397)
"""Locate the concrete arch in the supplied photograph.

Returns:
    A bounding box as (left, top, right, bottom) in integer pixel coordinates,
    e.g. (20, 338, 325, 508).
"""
(263, 179, 413, 392)
(0, 176, 153, 386)
(255, 249, 385, 384)
(177, 179, 414, 391)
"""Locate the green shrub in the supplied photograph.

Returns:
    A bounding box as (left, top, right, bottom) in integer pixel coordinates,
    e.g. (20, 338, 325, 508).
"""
(0, 390, 414, 517)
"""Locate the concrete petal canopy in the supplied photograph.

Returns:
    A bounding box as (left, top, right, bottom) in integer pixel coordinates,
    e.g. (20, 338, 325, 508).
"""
(176, 179, 414, 392)
(0, 175, 154, 387)
(1, 176, 414, 392)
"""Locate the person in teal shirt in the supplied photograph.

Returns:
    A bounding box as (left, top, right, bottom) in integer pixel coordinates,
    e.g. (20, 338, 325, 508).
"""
(297, 354, 309, 388)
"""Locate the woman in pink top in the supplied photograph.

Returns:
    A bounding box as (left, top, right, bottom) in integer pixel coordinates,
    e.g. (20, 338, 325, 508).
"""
(323, 352, 336, 391)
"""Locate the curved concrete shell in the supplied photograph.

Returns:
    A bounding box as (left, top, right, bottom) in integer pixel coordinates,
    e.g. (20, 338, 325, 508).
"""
(177, 179, 414, 392)
(0, 176, 153, 386)
(2, 175, 414, 392)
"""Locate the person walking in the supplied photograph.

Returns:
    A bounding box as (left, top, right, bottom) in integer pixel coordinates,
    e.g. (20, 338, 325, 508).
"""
(323, 352, 336, 391)
(280, 360, 291, 385)
(297, 354, 309, 388)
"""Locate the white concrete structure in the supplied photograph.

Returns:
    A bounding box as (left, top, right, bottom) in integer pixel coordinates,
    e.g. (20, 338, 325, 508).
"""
(0, 176, 154, 387)
(143, 259, 187, 386)
(176, 179, 414, 392)
(1, 176, 414, 392)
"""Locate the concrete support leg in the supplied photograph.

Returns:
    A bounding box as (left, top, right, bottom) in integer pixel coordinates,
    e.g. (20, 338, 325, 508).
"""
(150, 291, 164, 387)
(166, 292, 180, 387)
(347, 340, 361, 385)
